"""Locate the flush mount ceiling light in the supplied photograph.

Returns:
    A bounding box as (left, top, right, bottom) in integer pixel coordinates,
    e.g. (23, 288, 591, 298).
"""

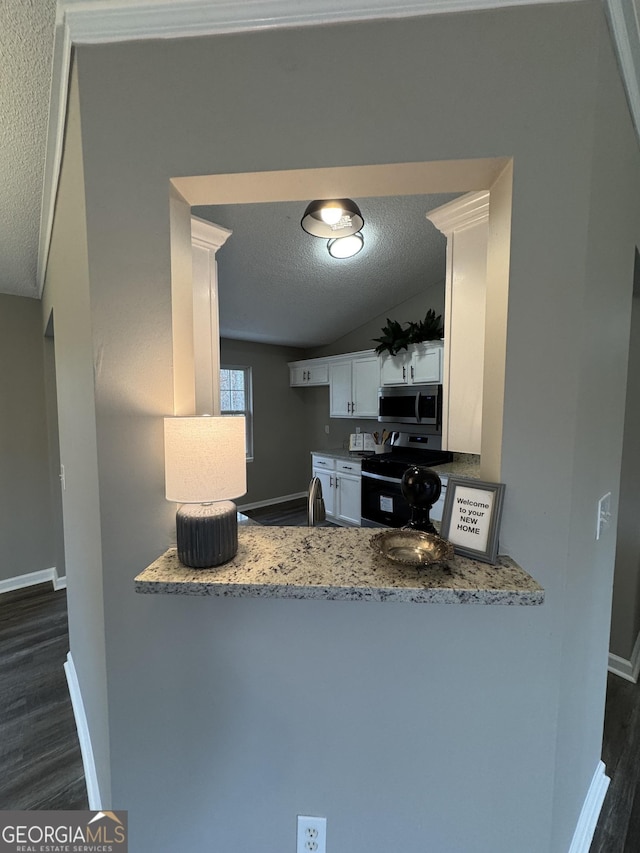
(327, 232, 364, 259)
(301, 198, 364, 239)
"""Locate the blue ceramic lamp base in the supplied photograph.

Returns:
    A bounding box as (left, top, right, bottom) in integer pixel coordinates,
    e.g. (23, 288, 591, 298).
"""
(176, 500, 238, 568)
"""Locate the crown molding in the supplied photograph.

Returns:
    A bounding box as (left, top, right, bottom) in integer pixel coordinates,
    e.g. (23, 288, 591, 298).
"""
(191, 216, 233, 253)
(37, 8, 73, 295)
(605, 0, 640, 142)
(60, 0, 583, 45)
(426, 191, 490, 235)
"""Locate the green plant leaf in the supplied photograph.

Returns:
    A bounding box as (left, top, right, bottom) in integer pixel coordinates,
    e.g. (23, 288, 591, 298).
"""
(408, 309, 444, 343)
(372, 318, 411, 356)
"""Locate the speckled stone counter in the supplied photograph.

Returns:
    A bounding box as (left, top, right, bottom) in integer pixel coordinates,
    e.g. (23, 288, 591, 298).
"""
(311, 447, 373, 461)
(311, 449, 482, 479)
(135, 526, 543, 605)
(436, 454, 481, 479)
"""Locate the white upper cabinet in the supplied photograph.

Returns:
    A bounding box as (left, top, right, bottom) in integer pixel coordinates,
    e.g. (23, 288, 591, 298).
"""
(329, 352, 380, 418)
(379, 350, 411, 386)
(379, 342, 443, 387)
(289, 359, 329, 386)
(351, 355, 380, 417)
(329, 361, 353, 416)
(411, 343, 442, 384)
(427, 191, 489, 456)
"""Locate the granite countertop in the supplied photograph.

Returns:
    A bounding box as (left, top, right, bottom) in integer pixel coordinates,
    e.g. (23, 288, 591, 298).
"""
(135, 526, 543, 606)
(311, 449, 481, 479)
(436, 454, 481, 479)
(312, 447, 372, 461)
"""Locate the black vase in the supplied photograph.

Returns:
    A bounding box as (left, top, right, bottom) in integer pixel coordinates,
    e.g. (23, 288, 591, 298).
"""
(400, 466, 442, 534)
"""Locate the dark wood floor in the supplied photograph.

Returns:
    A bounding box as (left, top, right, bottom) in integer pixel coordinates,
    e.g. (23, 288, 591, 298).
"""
(242, 497, 336, 526)
(590, 672, 640, 852)
(0, 583, 88, 810)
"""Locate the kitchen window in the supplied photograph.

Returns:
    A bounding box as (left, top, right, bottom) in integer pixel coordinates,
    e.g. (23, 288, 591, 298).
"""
(220, 365, 253, 461)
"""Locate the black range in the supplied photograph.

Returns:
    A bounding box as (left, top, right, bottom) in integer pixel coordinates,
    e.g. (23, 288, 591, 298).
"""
(361, 432, 452, 528)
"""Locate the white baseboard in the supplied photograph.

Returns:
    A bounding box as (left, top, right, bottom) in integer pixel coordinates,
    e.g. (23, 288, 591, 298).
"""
(63, 652, 102, 810)
(238, 491, 307, 512)
(0, 566, 66, 595)
(568, 760, 610, 853)
(608, 629, 640, 683)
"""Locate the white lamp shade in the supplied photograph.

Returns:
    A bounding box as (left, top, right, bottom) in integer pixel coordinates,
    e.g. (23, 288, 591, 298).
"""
(164, 416, 247, 503)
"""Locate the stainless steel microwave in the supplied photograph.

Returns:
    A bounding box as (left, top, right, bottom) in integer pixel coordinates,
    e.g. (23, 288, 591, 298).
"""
(377, 384, 442, 429)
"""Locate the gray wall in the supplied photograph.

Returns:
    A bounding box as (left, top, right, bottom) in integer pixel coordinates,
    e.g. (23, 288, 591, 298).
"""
(41, 65, 111, 802)
(66, 3, 639, 850)
(306, 280, 446, 452)
(0, 294, 54, 582)
(543, 20, 640, 843)
(220, 337, 311, 505)
(310, 279, 445, 359)
(43, 332, 65, 580)
(611, 294, 640, 659)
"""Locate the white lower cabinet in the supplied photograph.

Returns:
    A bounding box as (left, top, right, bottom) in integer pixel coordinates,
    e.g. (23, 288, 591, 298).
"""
(311, 455, 361, 526)
(312, 466, 336, 517)
(335, 471, 361, 525)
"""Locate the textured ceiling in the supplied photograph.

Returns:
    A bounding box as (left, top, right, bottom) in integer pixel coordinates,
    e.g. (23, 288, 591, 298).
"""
(194, 193, 460, 348)
(3, 0, 640, 307)
(0, 0, 56, 299)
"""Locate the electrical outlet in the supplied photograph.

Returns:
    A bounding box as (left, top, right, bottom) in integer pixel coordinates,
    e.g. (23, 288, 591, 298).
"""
(324, 425, 330, 435)
(596, 492, 612, 540)
(297, 816, 326, 853)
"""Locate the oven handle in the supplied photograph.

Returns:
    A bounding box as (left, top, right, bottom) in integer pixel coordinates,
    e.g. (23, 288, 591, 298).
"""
(361, 471, 402, 484)
(415, 390, 421, 423)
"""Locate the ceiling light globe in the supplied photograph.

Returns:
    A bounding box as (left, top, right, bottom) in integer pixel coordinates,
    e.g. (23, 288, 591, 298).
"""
(327, 233, 364, 259)
(301, 198, 364, 238)
(320, 205, 343, 226)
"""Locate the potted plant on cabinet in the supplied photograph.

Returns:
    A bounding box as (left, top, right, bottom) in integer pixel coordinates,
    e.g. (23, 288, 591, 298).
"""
(373, 309, 443, 356)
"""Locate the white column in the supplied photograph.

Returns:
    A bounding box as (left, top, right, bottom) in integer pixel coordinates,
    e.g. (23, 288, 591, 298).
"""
(191, 216, 232, 415)
(427, 191, 489, 456)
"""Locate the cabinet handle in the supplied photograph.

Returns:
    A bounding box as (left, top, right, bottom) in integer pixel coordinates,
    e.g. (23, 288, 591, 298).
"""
(410, 365, 414, 381)
(402, 366, 406, 380)
(329, 475, 334, 487)
(347, 402, 351, 413)
(344, 465, 352, 470)
(304, 370, 309, 381)
(352, 400, 355, 413)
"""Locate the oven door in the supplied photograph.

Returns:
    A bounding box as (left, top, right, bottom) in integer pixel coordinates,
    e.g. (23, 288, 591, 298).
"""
(361, 472, 411, 528)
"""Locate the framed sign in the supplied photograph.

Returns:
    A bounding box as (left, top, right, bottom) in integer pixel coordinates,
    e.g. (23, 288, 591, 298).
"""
(440, 477, 505, 564)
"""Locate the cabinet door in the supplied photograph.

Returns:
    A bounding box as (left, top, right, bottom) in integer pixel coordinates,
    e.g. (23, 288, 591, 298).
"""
(290, 362, 329, 386)
(352, 357, 380, 418)
(289, 365, 306, 386)
(380, 352, 411, 386)
(411, 345, 442, 384)
(312, 467, 335, 517)
(336, 473, 361, 525)
(307, 364, 329, 385)
(329, 361, 353, 417)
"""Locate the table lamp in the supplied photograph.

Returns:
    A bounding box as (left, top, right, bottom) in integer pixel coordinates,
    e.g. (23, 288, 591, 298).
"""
(164, 415, 247, 568)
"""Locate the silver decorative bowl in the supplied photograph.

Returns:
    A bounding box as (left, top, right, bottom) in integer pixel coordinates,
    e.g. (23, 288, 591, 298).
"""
(370, 529, 454, 567)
